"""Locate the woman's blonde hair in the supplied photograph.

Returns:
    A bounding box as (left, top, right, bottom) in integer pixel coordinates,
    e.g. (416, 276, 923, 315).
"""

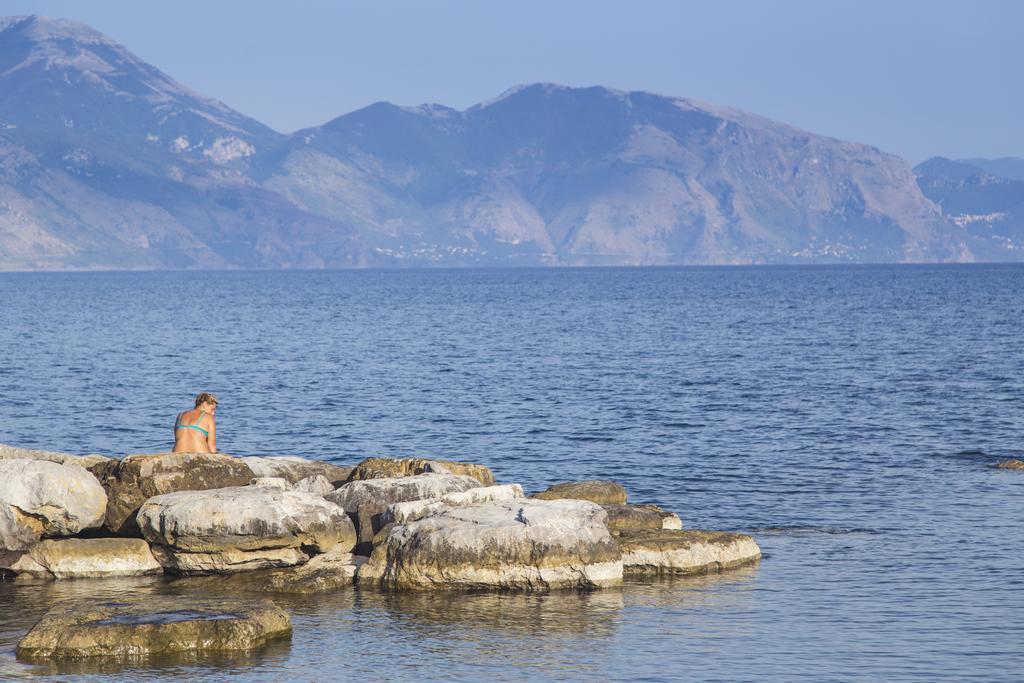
(194, 392, 219, 408)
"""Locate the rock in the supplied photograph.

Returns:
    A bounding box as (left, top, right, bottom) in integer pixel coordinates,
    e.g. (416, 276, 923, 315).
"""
(359, 498, 623, 591)
(294, 474, 335, 496)
(98, 452, 255, 535)
(0, 460, 107, 550)
(178, 549, 369, 594)
(347, 457, 496, 486)
(0, 443, 114, 477)
(137, 486, 355, 574)
(242, 455, 352, 485)
(250, 477, 290, 489)
(618, 529, 761, 575)
(532, 480, 628, 506)
(995, 459, 1024, 470)
(387, 484, 525, 524)
(16, 598, 291, 659)
(0, 538, 161, 580)
(326, 473, 481, 555)
(603, 504, 682, 532)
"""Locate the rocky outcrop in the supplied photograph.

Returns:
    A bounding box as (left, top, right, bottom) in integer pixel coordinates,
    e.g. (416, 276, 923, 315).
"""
(178, 549, 368, 594)
(137, 486, 355, 574)
(347, 457, 496, 486)
(0, 443, 114, 476)
(327, 473, 481, 554)
(995, 459, 1024, 470)
(16, 598, 291, 659)
(98, 452, 255, 535)
(618, 529, 761, 575)
(359, 498, 623, 591)
(532, 480, 628, 506)
(0, 538, 161, 580)
(243, 455, 351, 486)
(603, 504, 682, 533)
(386, 484, 525, 525)
(0, 459, 107, 550)
(294, 474, 335, 496)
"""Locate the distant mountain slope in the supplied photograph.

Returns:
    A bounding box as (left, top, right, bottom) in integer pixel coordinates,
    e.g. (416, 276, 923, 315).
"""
(0, 16, 373, 269)
(263, 84, 969, 265)
(1, 16, 1017, 269)
(914, 157, 1024, 258)
(958, 157, 1024, 182)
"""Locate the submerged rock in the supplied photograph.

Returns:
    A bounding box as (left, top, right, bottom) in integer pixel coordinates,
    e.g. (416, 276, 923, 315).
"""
(0, 443, 114, 477)
(347, 457, 496, 486)
(0, 538, 161, 580)
(995, 459, 1024, 470)
(326, 473, 480, 554)
(618, 529, 761, 575)
(242, 455, 352, 486)
(359, 498, 623, 591)
(532, 480, 628, 506)
(16, 598, 291, 659)
(0, 459, 107, 551)
(98, 452, 255, 535)
(137, 486, 355, 574)
(603, 504, 682, 533)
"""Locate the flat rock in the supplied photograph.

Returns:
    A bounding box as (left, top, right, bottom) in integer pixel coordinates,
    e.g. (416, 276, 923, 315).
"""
(347, 457, 496, 486)
(326, 473, 481, 554)
(0, 459, 107, 551)
(242, 455, 352, 486)
(995, 459, 1024, 470)
(137, 486, 355, 574)
(98, 452, 255, 535)
(16, 598, 290, 659)
(618, 529, 761, 575)
(0, 538, 161, 580)
(603, 504, 682, 532)
(359, 498, 623, 591)
(179, 549, 369, 594)
(0, 443, 114, 476)
(532, 480, 628, 506)
(387, 484, 525, 525)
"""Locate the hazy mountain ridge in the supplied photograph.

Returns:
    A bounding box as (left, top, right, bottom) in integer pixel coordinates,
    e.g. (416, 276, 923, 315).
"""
(0, 15, 1016, 269)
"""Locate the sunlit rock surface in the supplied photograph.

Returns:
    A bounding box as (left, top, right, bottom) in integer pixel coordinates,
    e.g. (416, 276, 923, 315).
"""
(16, 598, 291, 659)
(603, 504, 682, 532)
(532, 480, 628, 506)
(137, 486, 354, 574)
(0, 538, 161, 580)
(360, 498, 623, 591)
(0, 459, 107, 551)
(347, 457, 496, 486)
(242, 455, 351, 486)
(618, 529, 761, 575)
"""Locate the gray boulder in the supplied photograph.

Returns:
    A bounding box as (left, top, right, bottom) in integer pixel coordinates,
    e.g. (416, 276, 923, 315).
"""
(603, 504, 682, 533)
(531, 480, 628, 505)
(347, 457, 496, 486)
(326, 473, 480, 554)
(0, 459, 107, 550)
(242, 455, 352, 485)
(137, 485, 355, 574)
(0, 538, 161, 580)
(0, 443, 114, 476)
(618, 529, 761, 575)
(359, 498, 623, 591)
(98, 452, 255, 535)
(294, 474, 335, 496)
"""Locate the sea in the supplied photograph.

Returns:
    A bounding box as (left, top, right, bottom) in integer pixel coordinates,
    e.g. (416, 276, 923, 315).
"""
(0, 265, 1022, 681)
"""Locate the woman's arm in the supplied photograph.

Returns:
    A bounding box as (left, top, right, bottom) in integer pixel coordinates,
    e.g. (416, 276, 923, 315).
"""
(207, 416, 217, 453)
(172, 412, 180, 439)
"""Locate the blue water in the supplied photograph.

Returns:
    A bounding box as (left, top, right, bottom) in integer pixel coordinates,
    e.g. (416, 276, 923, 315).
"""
(1, 265, 1023, 681)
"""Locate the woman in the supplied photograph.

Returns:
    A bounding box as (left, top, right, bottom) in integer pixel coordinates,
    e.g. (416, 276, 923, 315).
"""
(172, 392, 218, 453)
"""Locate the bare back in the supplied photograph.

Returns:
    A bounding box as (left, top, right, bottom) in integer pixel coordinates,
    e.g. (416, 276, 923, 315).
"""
(172, 408, 217, 453)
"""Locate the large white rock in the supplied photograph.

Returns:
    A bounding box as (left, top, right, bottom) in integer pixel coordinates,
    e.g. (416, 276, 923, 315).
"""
(387, 484, 525, 525)
(0, 538, 161, 579)
(137, 486, 356, 574)
(0, 443, 114, 474)
(0, 459, 107, 550)
(242, 456, 351, 485)
(359, 498, 623, 591)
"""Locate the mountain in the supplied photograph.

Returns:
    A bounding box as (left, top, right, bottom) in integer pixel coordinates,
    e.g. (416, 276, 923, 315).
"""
(957, 157, 1024, 182)
(0, 16, 373, 269)
(0, 16, 1014, 269)
(261, 84, 970, 265)
(914, 157, 1024, 258)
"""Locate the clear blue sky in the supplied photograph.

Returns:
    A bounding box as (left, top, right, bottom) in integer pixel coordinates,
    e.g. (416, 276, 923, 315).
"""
(4, 0, 1021, 162)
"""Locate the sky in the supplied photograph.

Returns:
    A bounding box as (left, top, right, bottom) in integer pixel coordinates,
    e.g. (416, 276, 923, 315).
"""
(2, 0, 1021, 162)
